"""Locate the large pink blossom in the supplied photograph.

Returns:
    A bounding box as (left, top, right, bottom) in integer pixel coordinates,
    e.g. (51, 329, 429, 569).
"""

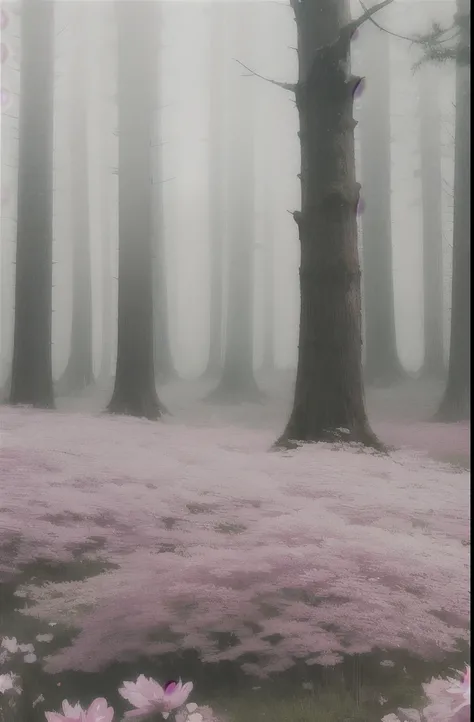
(45, 698, 114, 722)
(119, 675, 193, 719)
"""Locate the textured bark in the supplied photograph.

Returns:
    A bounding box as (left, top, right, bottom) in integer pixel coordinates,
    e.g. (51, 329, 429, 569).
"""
(359, 24, 405, 387)
(152, 3, 176, 385)
(419, 65, 445, 379)
(208, 5, 261, 404)
(278, 0, 379, 447)
(202, 3, 226, 380)
(435, 0, 470, 422)
(107, 1, 166, 419)
(56, 14, 94, 396)
(9, 0, 54, 408)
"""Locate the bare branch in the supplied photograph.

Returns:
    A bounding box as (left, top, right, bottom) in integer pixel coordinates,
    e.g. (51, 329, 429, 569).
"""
(350, 0, 393, 33)
(357, 0, 421, 43)
(233, 59, 296, 93)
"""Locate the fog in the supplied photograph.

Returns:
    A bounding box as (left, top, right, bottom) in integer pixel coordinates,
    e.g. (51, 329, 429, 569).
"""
(1, 0, 457, 383)
(0, 2, 470, 719)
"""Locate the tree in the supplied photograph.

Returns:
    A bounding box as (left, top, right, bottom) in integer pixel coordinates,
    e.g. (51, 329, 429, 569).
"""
(202, 3, 226, 380)
(435, 0, 470, 421)
(56, 8, 94, 396)
(358, 24, 405, 386)
(207, 4, 261, 403)
(9, 0, 55, 408)
(107, 1, 166, 419)
(261, 198, 276, 373)
(418, 64, 445, 379)
(152, 4, 176, 385)
(277, 0, 392, 447)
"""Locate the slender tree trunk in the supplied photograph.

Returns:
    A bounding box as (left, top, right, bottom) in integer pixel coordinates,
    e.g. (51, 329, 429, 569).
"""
(261, 195, 275, 372)
(202, 4, 226, 380)
(56, 11, 94, 396)
(207, 4, 261, 403)
(107, 1, 166, 419)
(152, 6, 176, 385)
(435, 0, 470, 421)
(97, 161, 114, 387)
(359, 24, 404, 387)
(278, 0, 380, 447)
(9, 0, 54, 408)
(418, 65, 445, 379)
(96, 9, 115, 389)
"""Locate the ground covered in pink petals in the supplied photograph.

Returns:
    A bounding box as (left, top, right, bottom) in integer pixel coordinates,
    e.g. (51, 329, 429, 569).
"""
(0, 403, 470, 678)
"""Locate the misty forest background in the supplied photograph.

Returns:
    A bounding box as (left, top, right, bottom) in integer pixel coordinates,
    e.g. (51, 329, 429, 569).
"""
(0, 0, 470, 444)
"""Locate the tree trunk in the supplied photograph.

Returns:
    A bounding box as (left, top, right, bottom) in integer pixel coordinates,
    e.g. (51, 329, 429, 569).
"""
(152, 5, 176, 385)
(207, 4, 261, 404)
(107, 1, 166, 419)
(96, 8, 115, 390)
(261, 193, 275, 372)
(9, 0, 54, 408)
(418, 65, 445, 379)
(56, 11, 94, 396)
(278, 0, 379, 447)
(358, 24, 404, 387)
(435, 0, 470, 421)
(202, 4, 226, 380)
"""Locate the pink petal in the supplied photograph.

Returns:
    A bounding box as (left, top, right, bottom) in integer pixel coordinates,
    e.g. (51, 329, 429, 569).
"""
(84, 698, 114, 722)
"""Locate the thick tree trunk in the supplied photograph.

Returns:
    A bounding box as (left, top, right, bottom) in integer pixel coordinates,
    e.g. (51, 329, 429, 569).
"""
(207, 4, 261, 404)
(107, 1, 166, 419)
(435, 0, 470, 421)
(56, 13, 94, 396)
(9, 0, 54, 408)
(419, 65, 445, 379)
(359, 24, 404, 387)
(278, 0, 379, 447)
(202, 4, 226, 380)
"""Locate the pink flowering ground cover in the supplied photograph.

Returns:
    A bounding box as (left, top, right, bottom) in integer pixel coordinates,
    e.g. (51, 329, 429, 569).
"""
(0, 404, 470, 680)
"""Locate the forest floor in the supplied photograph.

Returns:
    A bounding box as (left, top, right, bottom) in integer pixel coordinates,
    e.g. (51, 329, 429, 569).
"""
(0, 374, 470, 721)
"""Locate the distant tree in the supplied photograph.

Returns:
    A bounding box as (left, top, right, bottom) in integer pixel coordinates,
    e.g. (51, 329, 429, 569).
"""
(9, 0, 55, 408)
(202, 3, 226, 380)
(434, 0, 470, 421)
(261, 202, 276, 373)
(418, 64, 445, 379)
(108, 1, 166, 419)
(276, 0, 390, 447)
(207, 4, 261, 403)
(358, 24, 405, 386)
(56, 8, 94, 396)
(152, 4, 176, 385)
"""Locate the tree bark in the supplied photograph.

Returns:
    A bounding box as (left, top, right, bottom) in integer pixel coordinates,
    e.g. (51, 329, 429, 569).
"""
(435, 0, 470, 421)
(278, 0, 379, 447)
(9, 0, 55, 408)
(107, 1, 166, 419)
(202, 3, 226, 380)
(358, 24, 405, 387)
(419, 65, 445, 379)
(56, 10, 94, 396)
(207, 4, 261, 404)
(152, 4, 176, 385)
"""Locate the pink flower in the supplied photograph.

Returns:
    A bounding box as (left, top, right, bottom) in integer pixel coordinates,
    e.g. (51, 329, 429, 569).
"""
(45, 698, 114, 722)
(119, 675, 194, 719)
(448, 665, 470, 716)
